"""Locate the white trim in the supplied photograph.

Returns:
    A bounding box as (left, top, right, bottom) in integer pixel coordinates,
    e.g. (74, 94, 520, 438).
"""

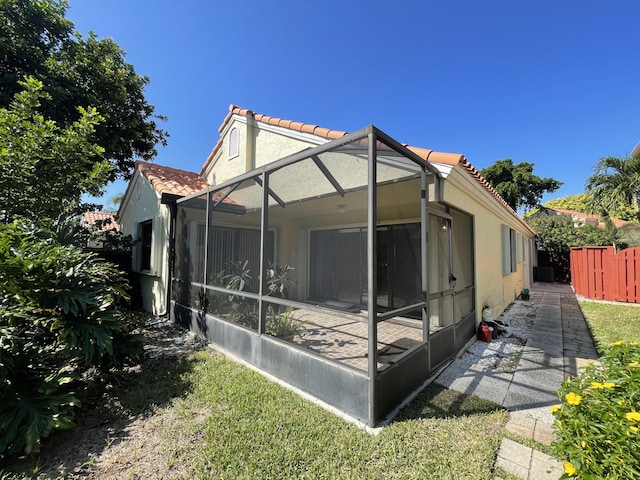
(429, 162, 454, 178)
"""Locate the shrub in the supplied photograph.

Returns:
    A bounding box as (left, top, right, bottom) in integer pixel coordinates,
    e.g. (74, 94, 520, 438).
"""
(551, 341, 640, 478)
(0, 221, 143, 456)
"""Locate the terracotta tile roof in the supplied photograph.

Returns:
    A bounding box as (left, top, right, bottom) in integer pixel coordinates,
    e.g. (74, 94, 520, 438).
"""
(200, 104, 532, 233)
(82, 211, 120, 232)
(405, 146, 524, 222)
(136, 161, 211, 197)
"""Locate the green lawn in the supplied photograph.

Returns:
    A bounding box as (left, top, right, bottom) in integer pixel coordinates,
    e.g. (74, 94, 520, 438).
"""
(2, 348, 509, 479)
(164, 351, 508, 479)
(579, 300, 640, 352)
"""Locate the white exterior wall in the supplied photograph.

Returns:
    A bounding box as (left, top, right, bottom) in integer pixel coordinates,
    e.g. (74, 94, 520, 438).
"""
(118, 172, 170, 316)
(441, 166, 534, 321)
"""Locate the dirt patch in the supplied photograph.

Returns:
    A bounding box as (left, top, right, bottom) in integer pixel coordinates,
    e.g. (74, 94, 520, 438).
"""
(1, 321, 209, 479)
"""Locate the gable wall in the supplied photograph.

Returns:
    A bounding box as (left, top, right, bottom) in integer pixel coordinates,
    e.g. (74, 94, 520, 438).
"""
(204, 118, 324, 186)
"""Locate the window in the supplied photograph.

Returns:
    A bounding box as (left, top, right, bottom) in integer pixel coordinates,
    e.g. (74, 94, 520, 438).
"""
(228, 126, 239, 159)
(501, 224, 517, 275)
(141, 219, 153, 271)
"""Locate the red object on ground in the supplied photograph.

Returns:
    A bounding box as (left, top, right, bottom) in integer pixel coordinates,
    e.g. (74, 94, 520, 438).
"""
(478, 322, 492, 343)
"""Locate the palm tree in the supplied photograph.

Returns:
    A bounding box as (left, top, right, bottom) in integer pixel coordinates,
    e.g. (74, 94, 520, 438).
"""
(585, 155, 640, 221)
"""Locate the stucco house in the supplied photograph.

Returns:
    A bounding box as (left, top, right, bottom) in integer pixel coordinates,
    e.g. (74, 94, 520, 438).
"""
(117, 161, 210, 315)
(119, 104, 535, 426)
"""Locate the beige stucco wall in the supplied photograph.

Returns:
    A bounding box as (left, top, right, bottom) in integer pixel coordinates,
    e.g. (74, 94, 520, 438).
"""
(204, 118, 323, 186)
(118, 172, 170, 316)
(440, 166, 534, 321)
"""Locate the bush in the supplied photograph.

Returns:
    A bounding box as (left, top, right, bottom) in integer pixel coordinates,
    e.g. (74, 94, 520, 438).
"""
(0, 221, 143, 456)
(551, 341, 640, 478)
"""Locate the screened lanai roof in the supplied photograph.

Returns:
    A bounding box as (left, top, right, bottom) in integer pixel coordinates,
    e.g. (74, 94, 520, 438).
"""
(186, 126, 442, 211)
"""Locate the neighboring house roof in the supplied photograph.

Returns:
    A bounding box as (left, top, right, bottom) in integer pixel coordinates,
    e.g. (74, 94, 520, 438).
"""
(535, 207, 629, 229)
(82, 211, 119, 232)
(200, 104, 531, 233)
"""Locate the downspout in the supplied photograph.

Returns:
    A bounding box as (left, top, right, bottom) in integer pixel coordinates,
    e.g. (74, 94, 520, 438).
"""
(161, 193, 179, 320)
(246, 115, 257, 172)
(366, 130, 378, 428)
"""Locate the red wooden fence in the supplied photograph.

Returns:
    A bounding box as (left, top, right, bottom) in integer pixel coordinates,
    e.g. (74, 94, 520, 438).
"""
(570, 247, 640, 303)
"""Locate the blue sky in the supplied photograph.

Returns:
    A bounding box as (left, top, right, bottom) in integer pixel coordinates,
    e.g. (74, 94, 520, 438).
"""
(69, 1, 640, 211)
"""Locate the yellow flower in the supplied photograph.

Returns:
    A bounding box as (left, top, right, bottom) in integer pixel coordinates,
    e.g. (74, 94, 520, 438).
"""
(566, 392, 582, 405)
(611, 340, 624, 346)
(626, 411, 640, 422)
(629, 361, 639, 368)
(602, 382, 615, 389)
(591, 381, 603, 389)
(630, 426, 639, 433)
(550, 404, 561, 413)
(564, 461, 577, 476)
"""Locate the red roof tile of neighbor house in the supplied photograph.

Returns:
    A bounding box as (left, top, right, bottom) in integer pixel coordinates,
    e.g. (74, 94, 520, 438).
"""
(82, 211, 120, 232)
(136, 161, 211, 197)
(200, 104, 531, 232)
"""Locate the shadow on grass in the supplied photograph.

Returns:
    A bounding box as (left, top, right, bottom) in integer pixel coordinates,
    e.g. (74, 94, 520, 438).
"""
(395, 383, 506, 422)
(0, 336, 206, 479)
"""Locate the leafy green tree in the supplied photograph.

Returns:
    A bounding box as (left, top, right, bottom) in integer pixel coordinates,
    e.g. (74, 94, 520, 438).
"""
(0, 77, 109, 223)
(528, 213, 620, 280)
(616, 222, 640, 248)
(0, 219, 143, 456)
(479, 159, 562, 212)
(543, 194, 592, 213)
(543, 193, 638, 222)
(585, 155, 640, 222)
(0, 0, 167, 180)
(527, 215, 613, 261)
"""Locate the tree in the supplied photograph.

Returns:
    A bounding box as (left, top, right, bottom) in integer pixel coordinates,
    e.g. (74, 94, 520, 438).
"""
(543, 194, 592, 213)
(542, 194, 638, 222)
(0, 0, 167, 181)
(526, 215, 613, 281)
(479, 159, 562, 212)
(0, 77, 110, 223)
(616, 222, 640, 248)
(585, 155, 640, 222)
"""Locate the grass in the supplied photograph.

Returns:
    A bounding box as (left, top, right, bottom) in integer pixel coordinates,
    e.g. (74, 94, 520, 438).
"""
(163, 351, 509, 480)
(1, 348, 509, 479)
(578, 300, 640, 352)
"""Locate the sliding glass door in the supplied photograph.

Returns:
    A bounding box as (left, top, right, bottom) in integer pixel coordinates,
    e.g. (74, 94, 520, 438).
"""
(309, 223, 421, 313)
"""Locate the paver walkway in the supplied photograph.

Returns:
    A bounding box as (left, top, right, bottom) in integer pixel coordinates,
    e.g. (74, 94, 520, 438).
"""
(436, 282, 599, 480)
